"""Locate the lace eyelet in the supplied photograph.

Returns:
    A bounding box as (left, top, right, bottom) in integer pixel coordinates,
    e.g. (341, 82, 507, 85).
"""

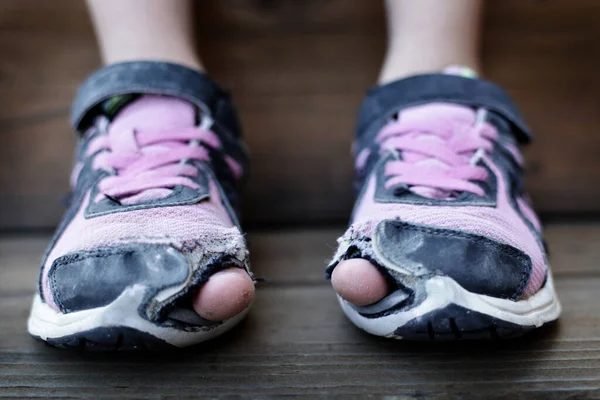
(393, 186, 409, 196)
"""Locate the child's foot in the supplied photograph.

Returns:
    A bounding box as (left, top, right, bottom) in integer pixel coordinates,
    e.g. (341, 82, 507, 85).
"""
(328, 67, 561, 340)
(28, 62, 254, 350)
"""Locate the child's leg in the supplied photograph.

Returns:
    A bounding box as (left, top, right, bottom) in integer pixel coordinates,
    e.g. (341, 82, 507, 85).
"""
(332, 0, 484, 306)
(327, 0, 559, 339)
(378, 0, 483, 84)
(86, 0, 203, 69)
(29, 0, 254, 349)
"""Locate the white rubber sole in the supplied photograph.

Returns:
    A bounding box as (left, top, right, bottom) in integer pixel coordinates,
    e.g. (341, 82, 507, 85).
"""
(28, 284, 250, 349)
(338, 272, 561, 339)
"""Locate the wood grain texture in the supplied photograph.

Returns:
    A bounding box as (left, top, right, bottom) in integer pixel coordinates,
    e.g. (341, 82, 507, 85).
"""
(3, 0, 600, 229)
(1, 225, 600, 398)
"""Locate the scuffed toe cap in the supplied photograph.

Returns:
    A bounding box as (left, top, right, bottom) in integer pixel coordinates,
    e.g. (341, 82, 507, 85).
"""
(47, 244, 190, 315)
(373, 219, 533, 301)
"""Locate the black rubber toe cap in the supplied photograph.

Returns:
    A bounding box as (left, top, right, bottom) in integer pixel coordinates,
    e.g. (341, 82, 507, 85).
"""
(373, 220, 533, 300)
(47, 244, 190, 314)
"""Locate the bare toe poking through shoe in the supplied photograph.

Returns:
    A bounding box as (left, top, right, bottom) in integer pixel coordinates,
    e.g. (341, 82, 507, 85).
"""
(193, 267, 255, 321)
(331, 259, 389, 306)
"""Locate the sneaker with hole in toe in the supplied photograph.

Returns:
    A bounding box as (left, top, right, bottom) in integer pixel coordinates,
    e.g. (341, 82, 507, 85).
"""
(27, 62, 254, 350)
(327, 67, 561, 340)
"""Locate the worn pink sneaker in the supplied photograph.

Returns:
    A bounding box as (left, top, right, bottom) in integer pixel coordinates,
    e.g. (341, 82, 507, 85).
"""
(328, 67, 561, 340)
(28, 62, 254, 350)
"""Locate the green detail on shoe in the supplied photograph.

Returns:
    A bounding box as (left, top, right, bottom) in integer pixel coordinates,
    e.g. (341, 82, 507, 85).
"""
(101, 94, 141, 119)
(459, 67, 478, 79)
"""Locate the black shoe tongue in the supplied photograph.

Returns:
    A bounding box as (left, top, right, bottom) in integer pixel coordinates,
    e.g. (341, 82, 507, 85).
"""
(101, 93, 142, 121)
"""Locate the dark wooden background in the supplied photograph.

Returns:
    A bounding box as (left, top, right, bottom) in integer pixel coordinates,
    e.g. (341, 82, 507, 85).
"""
(2, 2, 600, 398)
(2, 0, 600, 230)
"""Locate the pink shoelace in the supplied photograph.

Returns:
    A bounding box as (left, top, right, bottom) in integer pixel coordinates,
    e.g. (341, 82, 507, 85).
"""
(377, 110, 498, 199)
(86, 123, 223, 203)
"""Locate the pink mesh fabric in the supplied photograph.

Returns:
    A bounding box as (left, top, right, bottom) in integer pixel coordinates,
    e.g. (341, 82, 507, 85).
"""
(112, 95, 195, 133)
(355, 148, 371, 171)
(517, 196, 542, 232)
(351, 105, 547, 299)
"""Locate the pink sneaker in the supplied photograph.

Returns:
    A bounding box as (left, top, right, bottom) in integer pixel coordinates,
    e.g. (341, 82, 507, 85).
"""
(28, 62, 253, 350)
(328, 67, 561, 340)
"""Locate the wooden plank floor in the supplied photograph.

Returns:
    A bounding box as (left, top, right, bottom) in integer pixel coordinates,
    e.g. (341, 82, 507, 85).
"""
(1, 224, 600, 398)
